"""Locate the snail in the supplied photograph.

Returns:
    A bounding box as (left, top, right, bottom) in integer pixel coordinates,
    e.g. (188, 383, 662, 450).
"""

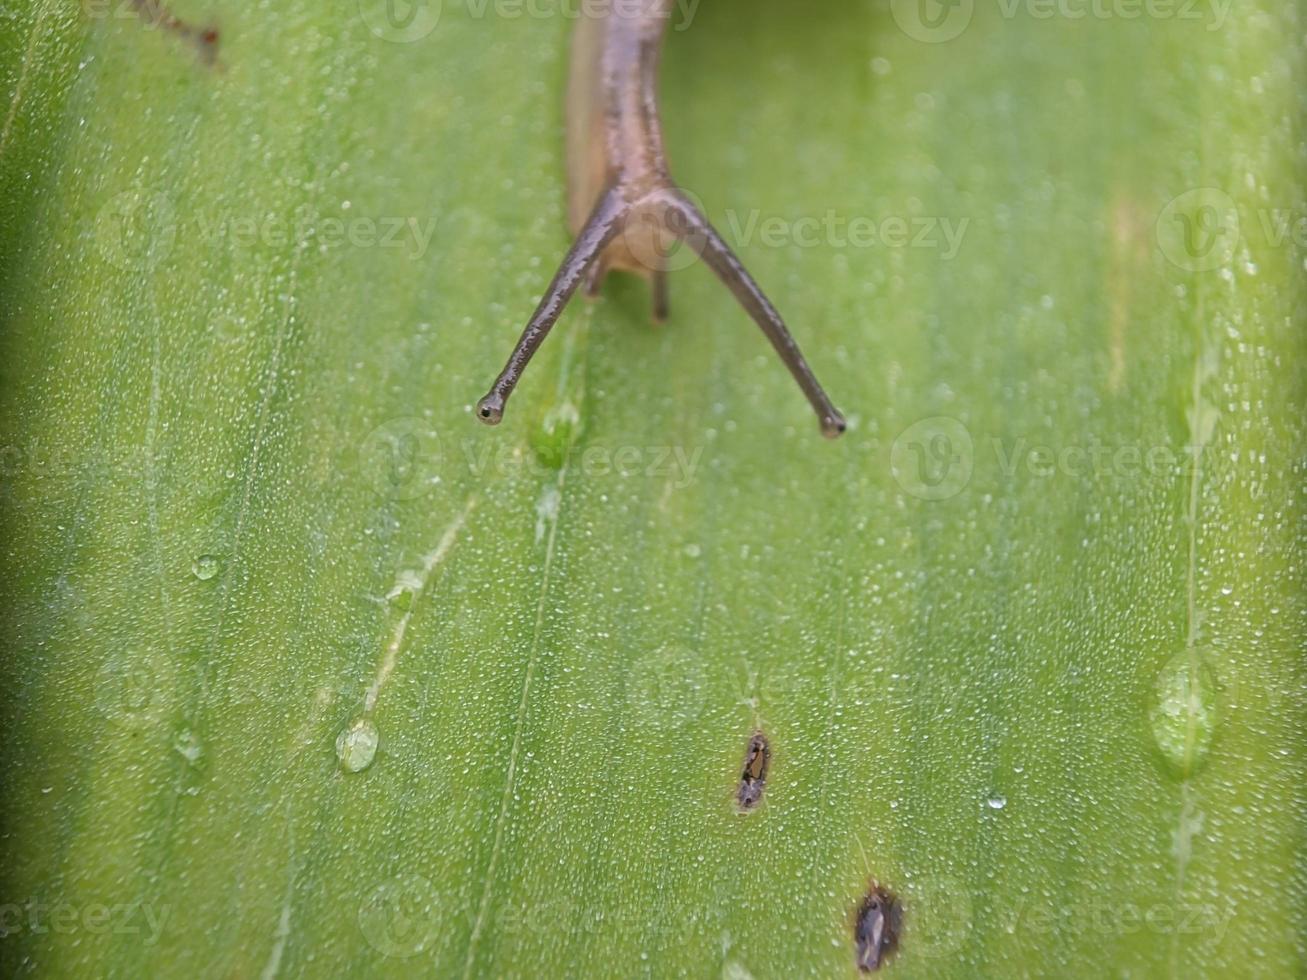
(475, 0, 846, 438)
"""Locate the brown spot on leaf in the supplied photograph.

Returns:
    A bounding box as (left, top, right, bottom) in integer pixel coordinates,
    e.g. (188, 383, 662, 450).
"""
(854, 884, 901, 972)
(735, 731, 769, 812)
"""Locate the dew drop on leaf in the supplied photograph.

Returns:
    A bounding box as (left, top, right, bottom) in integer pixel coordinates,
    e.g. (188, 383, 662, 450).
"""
(174, 729, 203, 763)
(1149, 651, 1219, 776)
(337, 718, 380, 773)
(191, 554, 221, 581)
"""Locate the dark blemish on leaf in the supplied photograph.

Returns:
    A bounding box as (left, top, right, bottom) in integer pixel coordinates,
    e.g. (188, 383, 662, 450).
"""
(735, 731, 770, 811)
(854, 884, 901, 972)
(127, 0, 221, 67)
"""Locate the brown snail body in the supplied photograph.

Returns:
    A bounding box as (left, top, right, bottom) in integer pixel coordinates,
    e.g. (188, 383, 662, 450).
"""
(477, 0, 846, 438)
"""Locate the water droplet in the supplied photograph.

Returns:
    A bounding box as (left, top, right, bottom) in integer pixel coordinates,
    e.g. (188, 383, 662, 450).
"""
(336, 718, 379, 772)
(386, 570, 423, 612)
(191, 554, 221, 581)
(530, 399, 581, 469)
(174, 729, 203, 763)
(534, 484, 562, 544)
(986, 795, 1007, 810)
(1150, 651, 1219, 776)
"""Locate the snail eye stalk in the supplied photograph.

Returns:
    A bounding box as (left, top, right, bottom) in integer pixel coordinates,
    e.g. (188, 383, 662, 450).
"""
(476, 184, 846, 438)
(475, 3, 845, 438)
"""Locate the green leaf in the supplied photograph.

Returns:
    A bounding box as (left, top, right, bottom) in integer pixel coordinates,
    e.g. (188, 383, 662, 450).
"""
(1, 0, 1303, 976)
